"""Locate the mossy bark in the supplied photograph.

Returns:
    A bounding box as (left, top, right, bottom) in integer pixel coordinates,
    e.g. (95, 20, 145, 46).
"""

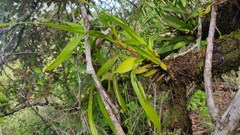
(165, 38, 240, 83)
(161, 36, 240, 134)
(157, 1, 240, 134)
(163, 82, 192, 134)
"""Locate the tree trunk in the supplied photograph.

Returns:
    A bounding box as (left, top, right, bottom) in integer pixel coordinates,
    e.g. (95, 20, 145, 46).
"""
(164, 81, 192, 134)
(213, 88, 240, 134)
(161, 36, 240, 134)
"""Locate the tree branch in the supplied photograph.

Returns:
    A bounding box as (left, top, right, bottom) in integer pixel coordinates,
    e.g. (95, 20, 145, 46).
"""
(204, 4, 219, 120)
(213, 87, 240, 134)
(0, 25, 25, 66)
(0, 100, 49, 117)
(78, 1, 125, 134)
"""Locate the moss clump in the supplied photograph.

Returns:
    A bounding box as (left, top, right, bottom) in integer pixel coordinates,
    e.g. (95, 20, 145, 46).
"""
(220, 29, 240, 41)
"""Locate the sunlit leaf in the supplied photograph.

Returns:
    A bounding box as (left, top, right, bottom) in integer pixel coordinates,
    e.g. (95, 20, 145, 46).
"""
(44, 35, 82, 71)
(204, 4, 212, 14)
(97, 56, 118, 77)
(135, 64, 151, 74)
(134, 57, 145, 64)
(116, 57, 137, 73)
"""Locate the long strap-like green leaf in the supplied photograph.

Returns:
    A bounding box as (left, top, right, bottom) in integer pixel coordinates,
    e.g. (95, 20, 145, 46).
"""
(88, 85, 98, 135)
(130, 69, 161, 134)
(44, 35, 83, 71)
(97, 94, 117, 135)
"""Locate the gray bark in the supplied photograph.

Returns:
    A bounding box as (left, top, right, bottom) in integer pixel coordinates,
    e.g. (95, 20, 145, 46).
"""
(213, 89, 240, 134)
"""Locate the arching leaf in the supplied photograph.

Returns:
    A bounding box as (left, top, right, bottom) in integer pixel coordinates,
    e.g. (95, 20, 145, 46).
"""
(97, 94, 117, 135)
(44, 35, 83, 71)
(130, 70, 161, 134)
(88, 85, 98, 135)
(162, 15, 193, 31)
(106, 14, 148, 46)
(86, 30, 115, 43)
(97, 56, 118, 77)
(116, 57, 137, 73)
(112, 71, 127, 112)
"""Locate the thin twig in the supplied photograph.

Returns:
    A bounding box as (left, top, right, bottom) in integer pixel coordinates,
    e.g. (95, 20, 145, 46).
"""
(1, 26, 20, 52)
(204, 4, 219, 120)
(0, 25, 25, 66)
(75, 55, 82, 109)
(68, 1, 76, 22)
